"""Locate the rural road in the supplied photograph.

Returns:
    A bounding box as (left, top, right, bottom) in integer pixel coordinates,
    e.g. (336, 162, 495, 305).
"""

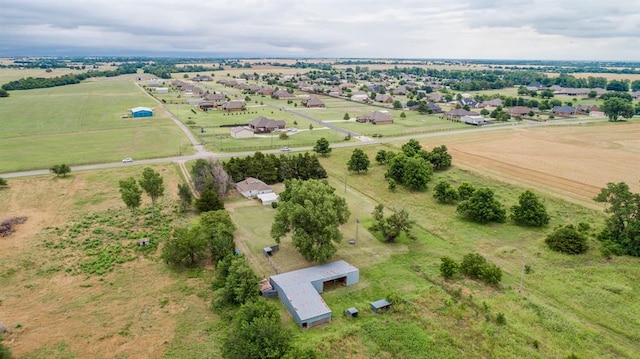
(1, 83, 602, 180)
(1, 120, 565, 179)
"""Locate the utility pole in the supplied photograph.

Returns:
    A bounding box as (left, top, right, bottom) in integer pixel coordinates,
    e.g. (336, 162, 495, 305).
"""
(355, 219, 359, 242)
(519, 255, 526, 293)
(344, 172, 348, 193)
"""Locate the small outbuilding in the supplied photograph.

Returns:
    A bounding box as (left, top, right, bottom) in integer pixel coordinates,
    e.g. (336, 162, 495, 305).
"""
(131, 107, 153, 118)
(257, 192, 279, 206)
(461, 115, 486, 126)
(370, 299, 392, 313)
(344, 307, 359, 318)
(230, 126, 255, 139)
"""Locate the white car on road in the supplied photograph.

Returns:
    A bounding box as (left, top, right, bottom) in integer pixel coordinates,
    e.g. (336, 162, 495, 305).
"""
(122, 158, 133, 163)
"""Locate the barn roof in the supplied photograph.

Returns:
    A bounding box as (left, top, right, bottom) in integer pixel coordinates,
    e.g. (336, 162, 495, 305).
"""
(271, 260, 358, 322)
(131, 107, 153, 113)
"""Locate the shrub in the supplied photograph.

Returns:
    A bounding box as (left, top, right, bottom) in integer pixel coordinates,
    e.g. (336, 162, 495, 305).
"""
(459, 253, 487, 279)
(440, 256, 458, 279)
(496, 312, 506, 325)
(545, 225, 588, 254)
(459, 252, 502, 285)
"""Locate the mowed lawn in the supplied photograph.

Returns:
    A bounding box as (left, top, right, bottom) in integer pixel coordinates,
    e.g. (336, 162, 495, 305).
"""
(0, 77, 191, 172)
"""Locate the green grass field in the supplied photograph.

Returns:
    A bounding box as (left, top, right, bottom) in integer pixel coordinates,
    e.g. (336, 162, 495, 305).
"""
(0, 77, 192, 172)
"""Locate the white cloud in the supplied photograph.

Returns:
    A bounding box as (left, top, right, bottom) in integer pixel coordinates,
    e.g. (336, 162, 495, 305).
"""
(1, 0, 639, 60)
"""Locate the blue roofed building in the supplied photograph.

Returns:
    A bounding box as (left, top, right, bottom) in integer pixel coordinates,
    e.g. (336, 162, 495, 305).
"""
(131, 107, 154, 118)
(269, 260, 359, 328)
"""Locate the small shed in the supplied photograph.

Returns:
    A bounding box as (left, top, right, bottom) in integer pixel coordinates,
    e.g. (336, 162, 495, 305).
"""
(231, 126, 254, 139)
(370, 299, 392, 313)
(344, 307, 359, 318)
(155, 87, 169, 93)
(257, 192, 279, 206)
(131, 107, 154, 118)
(263, 245, 280, 257)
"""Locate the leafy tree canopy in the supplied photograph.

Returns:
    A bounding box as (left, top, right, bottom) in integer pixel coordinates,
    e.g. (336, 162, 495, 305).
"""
(545, 225, 588, 254)
(347, 148, 370, 173)
(510, 190, 550, 227)
(271, 179, 350, 262)
(139, 167, 164, 206)
(313, 137, 332, 156)
(457, 187, 506, 224)
(602, 97, 635, 122)
(594, 182, 640, 256)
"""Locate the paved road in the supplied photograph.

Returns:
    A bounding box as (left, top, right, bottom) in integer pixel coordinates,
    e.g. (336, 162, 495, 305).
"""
(0, 122, 527, 179)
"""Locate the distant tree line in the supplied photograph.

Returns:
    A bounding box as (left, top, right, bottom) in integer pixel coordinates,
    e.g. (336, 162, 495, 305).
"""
(224, 152, 327, 184)
(1, 64, 139, 91)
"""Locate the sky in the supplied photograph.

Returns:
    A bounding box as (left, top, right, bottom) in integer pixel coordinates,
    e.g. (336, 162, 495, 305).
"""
(1, 0, 639, 61)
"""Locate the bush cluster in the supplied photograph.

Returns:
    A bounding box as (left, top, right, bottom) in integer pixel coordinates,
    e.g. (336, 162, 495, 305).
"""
(440, 253, 502, 286)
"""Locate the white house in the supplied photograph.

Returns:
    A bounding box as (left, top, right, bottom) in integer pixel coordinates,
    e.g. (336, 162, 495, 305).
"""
(230, 126, 254, 139)
(235, 177, 273, 198)
(155, 87, 169, 93)
(462, 115, 486, 126)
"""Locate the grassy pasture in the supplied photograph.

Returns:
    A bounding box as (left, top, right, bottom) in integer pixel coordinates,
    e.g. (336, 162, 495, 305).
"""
(1, 138, 638, 357)
(0, 77, 191, 172)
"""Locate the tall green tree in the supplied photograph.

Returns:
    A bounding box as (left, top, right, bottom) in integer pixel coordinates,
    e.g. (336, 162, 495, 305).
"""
(223, 298, 291, 359)
(402, 156, 433, 191)
(139, 167, 164, 206)
(195, 188, 224, 213)
(177, 183, 193, 212)
(200, 210, 236, 263)
(433, 180, 459, 204)
(385, 153, 408, 183)
(313, 137, 332, 157)
(457, 187, 506, 224)
(347, 148, 370, 173)
(221, 257, 260, 305)
(119, 177, 142, 223)
(602, 97, 635, 122)
(594, 182, 640, 256)
(401, 139, 422, 157)
(50, 164, 71, 177)
(370, 204, 415, 242)
(425, 145, 452, 170)
(271, 179, 350, 263)
(510, 190, 550, 227)
(457, 182, 476, 201)
(161, 226, 208, 267)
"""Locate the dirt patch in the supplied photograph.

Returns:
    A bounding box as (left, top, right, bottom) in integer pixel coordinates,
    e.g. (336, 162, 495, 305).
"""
(424, 123, 640, 207)
(0, 165, 201, 358)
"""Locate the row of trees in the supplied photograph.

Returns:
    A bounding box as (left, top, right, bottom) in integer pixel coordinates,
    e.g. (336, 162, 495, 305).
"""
(440, 253, 503, 286)
(375, 140, 452, 191)
(118, 167, 165, 222)
(1, 64, 138, 91)
(224, 152, 327, 184)
(434, 181, 550, 226)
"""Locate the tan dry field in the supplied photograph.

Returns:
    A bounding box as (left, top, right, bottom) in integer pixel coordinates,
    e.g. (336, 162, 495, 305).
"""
(419, 122, 640, 207)
(0, 164, 210, 358)
(546, 72, 640, 81)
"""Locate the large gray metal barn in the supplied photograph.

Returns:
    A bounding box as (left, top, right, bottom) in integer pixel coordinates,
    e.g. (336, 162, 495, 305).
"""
(270, 260, 359, 328)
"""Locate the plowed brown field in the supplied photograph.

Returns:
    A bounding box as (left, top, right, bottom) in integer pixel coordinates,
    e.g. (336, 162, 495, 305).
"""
(426, 123, 640, 207)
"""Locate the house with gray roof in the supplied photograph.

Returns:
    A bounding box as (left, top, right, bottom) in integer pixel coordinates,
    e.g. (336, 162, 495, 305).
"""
(302, 95, 325, 108)
(235, 177, 272, 198)
(221, 100, 246, 112)
(356, 110, 393, 124)
(270, 260, 359, 328)
(249, 116, 286, 133)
